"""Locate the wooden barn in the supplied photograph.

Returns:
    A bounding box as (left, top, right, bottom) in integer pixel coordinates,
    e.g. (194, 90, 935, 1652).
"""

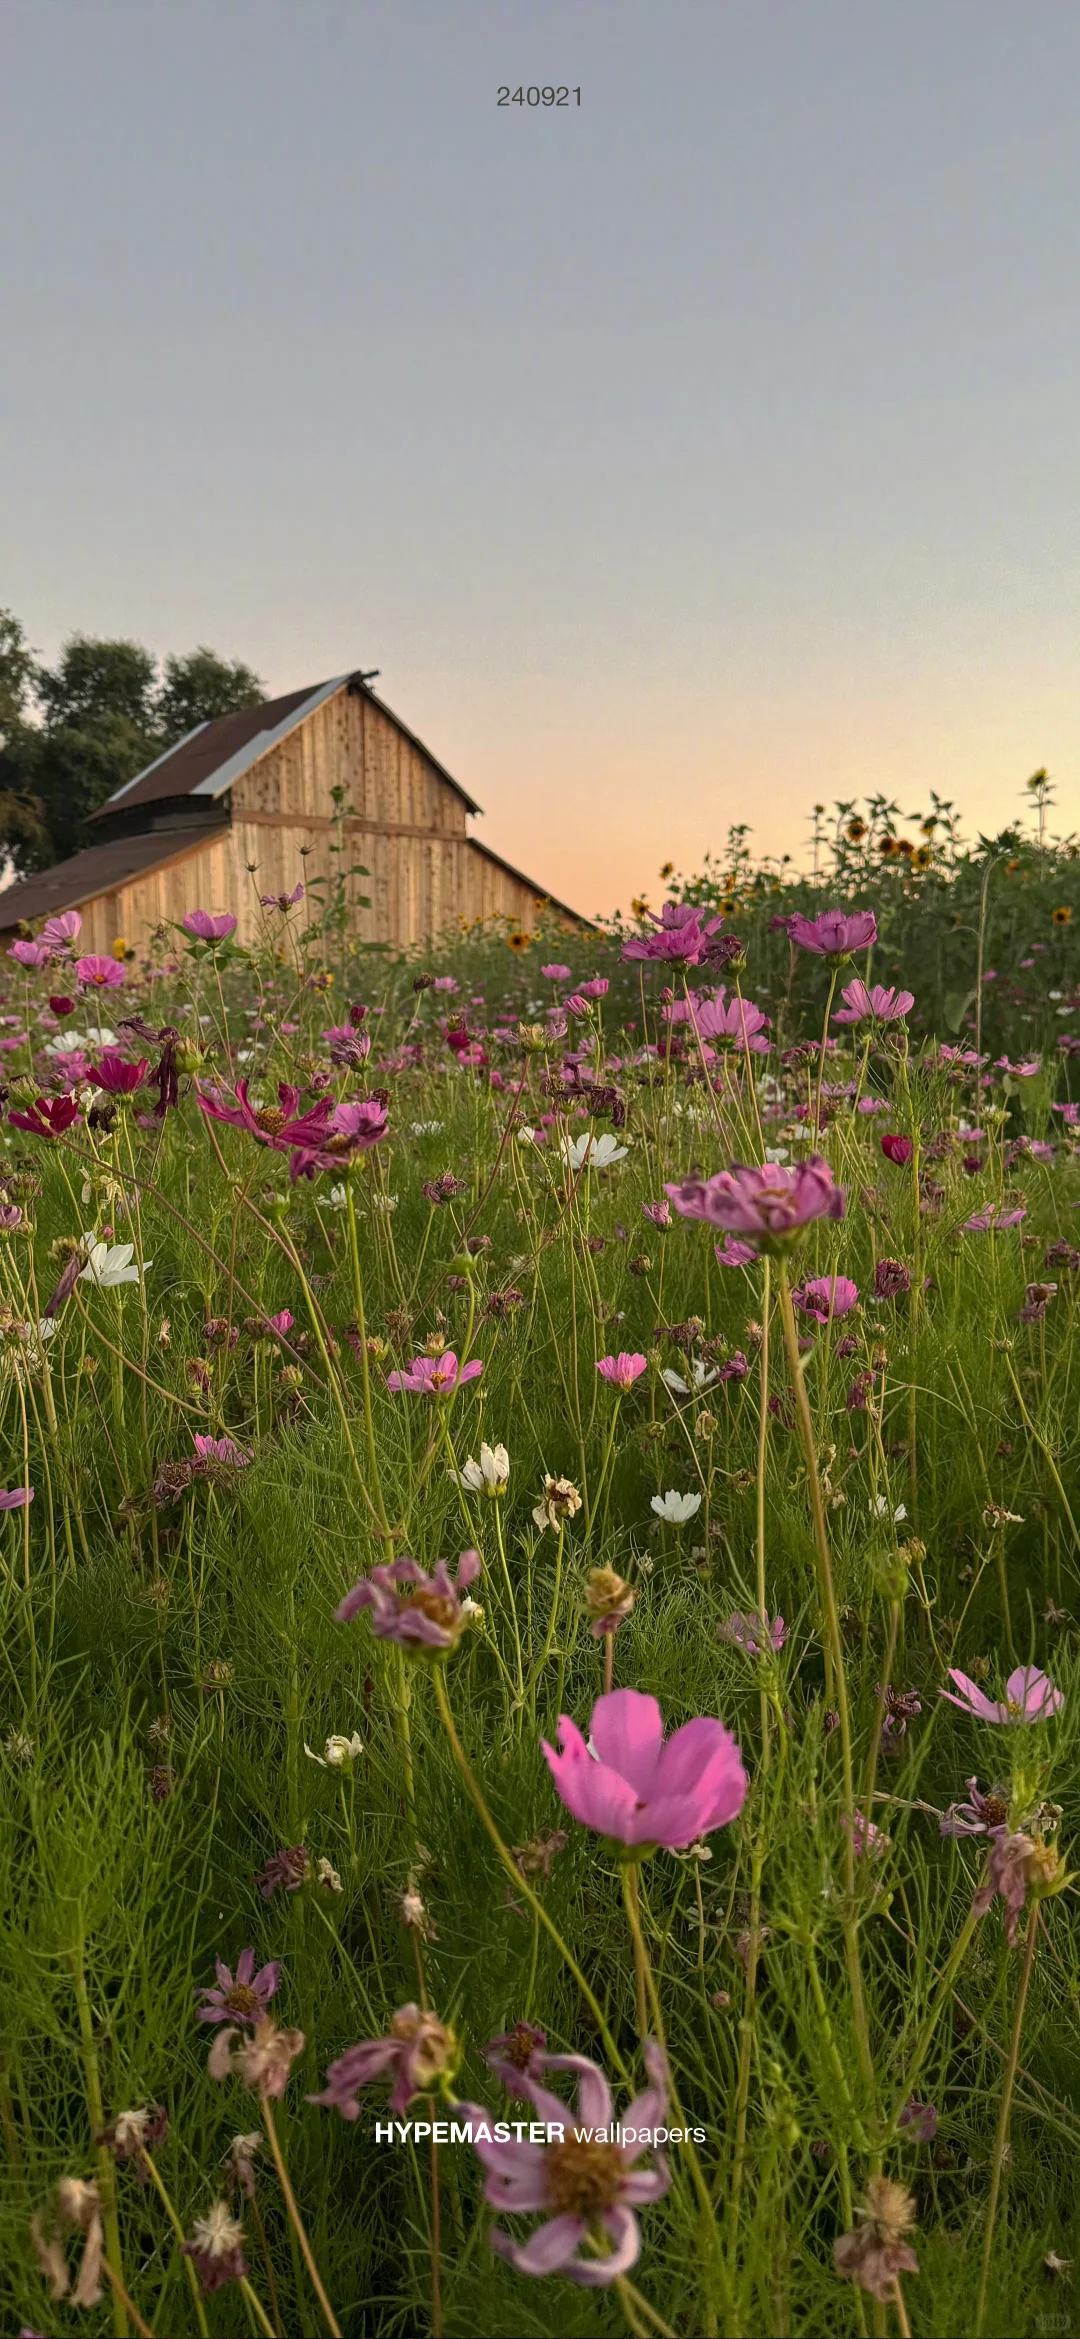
(0, 671, 587, 951)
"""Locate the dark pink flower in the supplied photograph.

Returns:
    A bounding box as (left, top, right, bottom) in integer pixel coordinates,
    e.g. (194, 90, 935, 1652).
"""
(260, 884, 304, 909)
(336, 1550, 482, 1652)
(183, 911, 238, 942)
(542, 1686, 747, 1851)
(833, 980, 914, 1024)
(595, 1352, 648, 1389)
(76, 955, 127, 990)
(715, 1237, 757, 1267)
(386, 1351, 483, 1396)
(873, 1258, 910, 1299)
(792, 1274, 859, 1322)
(942, 1664, 1063, 1724)
(880, 1134, 913, 1166)
(196, 1948, 282, 2028)
(458, 2042, 670, 2287)
(622, 902, 726, 965)
(667, 1157, 845, 1252)
(641, 1199, 672, 1229)
(897, 2098, 938, 2144)
(89, 1051, 149, 1094)
(939, 1777, 1011, 1838)
(787, 909, 877, 957)
(198, 1078, 334, 1159)
(256, 1846, 312, 1900)
(322, 1024, 372, 1067)
(193, 1433, 252, 1469)
(310, 2003, 457, 2117)
(9, 1095, 81, 1139)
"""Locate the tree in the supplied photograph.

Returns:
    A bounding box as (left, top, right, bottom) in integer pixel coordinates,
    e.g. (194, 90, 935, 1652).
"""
(0, 613, 267, 876)
(156, 646, 264, 745)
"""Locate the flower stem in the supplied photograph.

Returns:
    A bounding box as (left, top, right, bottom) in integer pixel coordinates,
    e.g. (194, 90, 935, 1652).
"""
(259, 2090, 342, 2337)
(100, 2259, 155, 2339)
(239, 2276, 279, 2339)
(138, 2152, 209, 2339)
(69, 1937, 129, 2339)
(431, 1666, 628, 2079)
(974, 1902, 1039, 2336)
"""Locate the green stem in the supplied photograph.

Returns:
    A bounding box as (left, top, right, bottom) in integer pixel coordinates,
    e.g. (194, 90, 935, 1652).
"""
(70, 1938, 130, 2339)
(974, 1903, 1039, 2336)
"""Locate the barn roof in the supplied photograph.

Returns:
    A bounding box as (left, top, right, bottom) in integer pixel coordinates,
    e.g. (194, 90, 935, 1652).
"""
(0, 824, 223, 931)
(96, 673, 483, 819)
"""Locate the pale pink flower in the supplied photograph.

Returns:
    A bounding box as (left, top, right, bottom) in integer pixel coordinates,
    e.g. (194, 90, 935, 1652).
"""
(183, 910, 238, 941)
(787, 908, 877, 957)
(941, 1664, 1063, 1724)
(386, 1350, 483, 1395)
(310, 2004, 457, 2117)
(8, 939, 51, 968)
(543, 1686, 747, 1850)
(832, 980, 914, 1024)
(720, 1612, 786, 1658)
(196, 1948, 283, 2028)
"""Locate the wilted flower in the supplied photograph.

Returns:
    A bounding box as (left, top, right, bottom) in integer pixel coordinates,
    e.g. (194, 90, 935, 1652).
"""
(207, 2016, 306, 2098)
(543, 1686, 747, 1851)
(310, 2004, 457, 2117)
(650, 1488, 702, 1523)
(484, 2022, 548, 2096)
(304, 1731, 364, 1768)
(897, 2098, 938, 2143)
(197, 1948, 283, 2028)
(834, 2175, 918, 2299)
(31, 2178, 105, 2308)
(255, 1845, 312, 1900)
(939, 1777, 1010, 1837)
(873, 1257, 911, 1299)
(181, 2199, 249, 2292)
(95, 2103, 168, 2167)
(585, 1565, 637, 1636)
(458, 1442, 510, 1495)
(337, 1550, 482, 1654)
(720, 1612, 786, 1658)
(532, 1476, 583, 1532)
(511, 1828, 569, 1879)
(457, 2042, 670, 2285)
(222, 2132, 263, 2200)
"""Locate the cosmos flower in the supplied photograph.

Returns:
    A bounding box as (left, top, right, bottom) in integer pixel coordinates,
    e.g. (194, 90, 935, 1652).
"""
(196, 1949, 283, 2029)
(458, 1442, 510, 1494)
(78, 1238, 152, 1289)
(650, 1488, 702, 1523)
(310, 2004, 457, 2118)
(483, 2022, 548, 2097)
(720, 1612, 787, 1658)
(792, 1275, 859, 1321)
(832, 980, 914, 1024)
(386, 1351, 483, 1396)
(939, 1777, 1011, 1837)
(961, 1206, 1027, 1233)
(183, 911, 238, 942)
(941, 1665, 1063, 1724)
(561, 1131, 629, 1171)
(667, 1157, 845, 1251)
(336, 1550, 482, 1653)
(457, 2042, 670, 2286)
(596, 1352, 648, 1389)
(542, 1686, 747, 1850)
(181, 2201, 249, 2294)
(304, 1731, 364, 1769)
(661, 1358, 719, 1397)
(8, 1095, 82, 1139)
(76, 955, 127, 990)
(787, 909, 877, 957)
(879, 1134, 913, 1166)
(532, 1476, 583, 1531)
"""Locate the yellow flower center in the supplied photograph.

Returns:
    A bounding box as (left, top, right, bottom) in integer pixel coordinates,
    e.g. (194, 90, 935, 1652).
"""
(544, 2135, 626, 2217)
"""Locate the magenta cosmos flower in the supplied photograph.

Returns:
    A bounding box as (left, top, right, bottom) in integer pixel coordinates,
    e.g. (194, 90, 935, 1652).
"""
(667, 1157, 845, 1253)
(787, 909, 878, 958)
(667, 989, 770, 1053)
(792, 1274, 859, 1322)
(198, 1077, 334, 1159)
(386, 1351, 483, 1395)
(77, 954, 127, 989)
(941, 1665, 1063, 1724)
(336, 1550, 481, 1652)
(939, 1777, 1010, 1838)
(543, 1686, 747, 1851)
(879, 1134, 913, 1167)
(9, 1095, 81, 1139)
(89, 1050, 150, 1094)
(458, 2042, 670, 2287)
(288, 1096, 390, 1179)
(961, 1205, 1026, 1232)
(622, 902, 726, 965)
(8, 938, 51, 968)
(311, 2004, 457, 2119)
(196, 1948, 282, 2028)
(832, 980, 914, 1024)
(183, 910, 238, 942)
(541, 963, 571, 980)
(595, 1352, 648, 1389)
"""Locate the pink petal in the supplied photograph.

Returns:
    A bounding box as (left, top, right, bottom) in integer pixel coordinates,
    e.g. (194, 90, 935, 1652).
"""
(502, 2213, 587, 2276)
(942, 1670, 1001, 1722)
(542, 2053, 613, 2131)
(542, 1719, 642, 1838)
(588, 1689, 666, 1796)
(571, 2204, 641, 2285)
(621, 2164, 670, 2201)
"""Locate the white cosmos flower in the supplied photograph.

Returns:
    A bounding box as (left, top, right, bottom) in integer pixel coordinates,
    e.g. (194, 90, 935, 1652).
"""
(78, 1236, 151, 1289)
(561, 1131, 629, 1172)
(650, 1489, 702, 1523)
(871, 1496, 907, 1521)
(662, 1360, 719, 1399)
(304, 1732, 364, 1769)
(411, 1120, 444, 1136)
(317, 1184, 348, 1210)
(764, 1146, 790, 1164)
(46, 1030, 90, 1056)
(458, 1442, 510, 1496)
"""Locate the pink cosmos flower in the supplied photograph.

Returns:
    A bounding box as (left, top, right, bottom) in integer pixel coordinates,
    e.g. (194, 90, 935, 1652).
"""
(9, 1095, 81, 1138)
(622, 902, 726, 965)
(792, 1274, 859, 1322)
(642, 1199, 672, 1229)
(715, 1236, 757, 1267)
(577, 977, 609, 999)
(458, 2042, 670, 2287)
(288, 1096, 390, 1178)
(720, 1612, 786, 1658)
(193, 1435, 252, 1469)
(198, 1077, 335, 1160)
(996, 1056, 1041, 1077)
(433, 975, 459, 991)
(897, 2098, 938, 2144)
(196, 1948, 282, 2028)
(336, 1550, 482, 1650)
(832, 980, 914, 1024)
(89, 1051, 150, 1094)
(542, 1686, 747, 1850)
(311, 2004, 457, 2118)
(939, 1777, 1010, 1838)
(484, 2022, 548, 2097)
(670, 988, 770, 1053)
(541, 963, 571, 980)
(41, 911, 82, 950)
(76, 955, 127, 990)
(8, 939, 51, 968)
(972, 1830, 1040, 1946)
(667, 1157, 845, 1252)
(879, 1134, 913, 1166)
(386, 1351, 483, 1396)
(787, 909, 877, 957)
(260, 884, 304, 909)
(0, 1487, 34, 1510)
(595, 1352, 648, 1389)
(183, 911, 238, 942)
(961, 1205, 1026, 1232)
(322, 1025, 372, 1066)
(942, 1665, 1063, 1724)
(842, 1810, 889, 1859)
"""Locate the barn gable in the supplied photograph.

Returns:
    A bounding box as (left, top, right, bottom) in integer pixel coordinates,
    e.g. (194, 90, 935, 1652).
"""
(0, 672, 588, 948)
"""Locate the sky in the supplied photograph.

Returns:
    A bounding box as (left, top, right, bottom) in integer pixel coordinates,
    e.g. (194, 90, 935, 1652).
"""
(3, 0, 1078, 919)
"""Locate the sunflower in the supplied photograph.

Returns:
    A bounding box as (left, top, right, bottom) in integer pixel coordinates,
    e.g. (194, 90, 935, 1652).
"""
(630, 896, 650, 919)
(895, 838, 915, 859)
(921, 816, 938, 835)
(659, 861, 675, 881)
(111, 935, 133, 960)
(507, 931, 532, 953)
(877, 835, 900, 859)
(912, 845, 933, 872)
(1053, 905, 1072, 926)
(719, 897, 737, 916)
(1005, 858, 1021, 875)
(845, 818, 868, 843)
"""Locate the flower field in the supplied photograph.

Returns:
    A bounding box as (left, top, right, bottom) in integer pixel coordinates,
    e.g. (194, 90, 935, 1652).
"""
(2, 834, 1079, 2338)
